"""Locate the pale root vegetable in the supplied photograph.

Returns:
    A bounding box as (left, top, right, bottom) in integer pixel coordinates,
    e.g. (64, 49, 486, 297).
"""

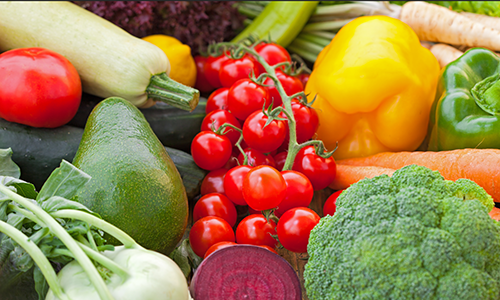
(398, 1, 500, 51)
(460, 12, 500, 32)
(0, 1, 199, 110)
(336, 149, 500, 202)
(429, 43, 464, 68)
(329, 164, 395, 191)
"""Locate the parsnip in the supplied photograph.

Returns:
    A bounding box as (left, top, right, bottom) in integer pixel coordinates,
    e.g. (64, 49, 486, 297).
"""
(429, 43, 464, 68)
(460, 12, 500, 32)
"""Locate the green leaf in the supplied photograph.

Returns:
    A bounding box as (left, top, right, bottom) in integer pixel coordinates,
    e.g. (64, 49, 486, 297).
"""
(33, 265, 49, 300)
(40, 196, 95, 215)
(0, 176, 38, 200)
(0, 148, 20, 179)
(37, 160, 91, 203)
(168, 239, 203, 279)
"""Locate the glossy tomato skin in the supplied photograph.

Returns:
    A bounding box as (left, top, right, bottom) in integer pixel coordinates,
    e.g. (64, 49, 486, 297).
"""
(201, 109, 241, 145)
(242, 165, 286, 211)
(290, 100, 319, 143)
(223, 165, 253, 206)
(0, 47, 82, 128)
(206, 87, 229, 114)
(194, 55, 215, 93)
(204, 52, 230, 88)
(191, 131, 232, 170)
(293, 146, 337, 190)
(236, 214, 278, 248)
(237, 148, 276, 168)
(226, 78, 269, 121)
(243, 110, 286, 153)
(203, 241, 237, 259)
(297, 72, 310, 87)
(201, 169, 227, 195)
(219, 55, 259, 88)
(253, 42, 291, 74)
(323, 189, 343, 216)
(277, 207, 320, 253)
(273, 151, 288, 171)
(274, 170, 314, 217)
(189, 216, 235, 258)
(263, 70, 304, 108)
(193, 193, 238, 227)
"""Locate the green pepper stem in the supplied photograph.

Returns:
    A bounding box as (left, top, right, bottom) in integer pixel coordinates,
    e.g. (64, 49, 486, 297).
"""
(0, 220, 70, 300)
(147, 73, 200, 112)
(50, 210, 138, 249)
(76, 241, 130, 282)
(0, 184, 114, 300)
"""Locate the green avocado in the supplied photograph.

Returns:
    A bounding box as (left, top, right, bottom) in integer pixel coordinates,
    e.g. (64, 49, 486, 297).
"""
(72, 97, 188, 255)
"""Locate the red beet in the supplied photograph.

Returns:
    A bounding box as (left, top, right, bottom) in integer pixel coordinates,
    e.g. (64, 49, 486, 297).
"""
(190, 244, 301, 299)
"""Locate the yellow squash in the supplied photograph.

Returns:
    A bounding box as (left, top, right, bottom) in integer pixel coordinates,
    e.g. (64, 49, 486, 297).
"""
(305, 16, 440, 160)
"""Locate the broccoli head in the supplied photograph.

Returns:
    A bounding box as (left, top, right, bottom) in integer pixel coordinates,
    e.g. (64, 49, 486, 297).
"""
(304, 164, 500, 300)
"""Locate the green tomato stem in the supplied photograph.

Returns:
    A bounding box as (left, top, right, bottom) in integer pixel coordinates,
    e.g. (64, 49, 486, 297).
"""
(50, 209, 138, 249)
(0, 184, 114, 300)
(0, 220, 70, 300)
(76, 241, 130, 282)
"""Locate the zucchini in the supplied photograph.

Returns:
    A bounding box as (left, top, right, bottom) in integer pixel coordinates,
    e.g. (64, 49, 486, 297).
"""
(0, 1, 199, 111)
(0, 118, 206, 197)
(69, 93, 207, 152)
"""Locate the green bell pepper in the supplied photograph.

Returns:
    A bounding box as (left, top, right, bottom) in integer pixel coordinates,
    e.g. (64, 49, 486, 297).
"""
(428, 48, 500, 151)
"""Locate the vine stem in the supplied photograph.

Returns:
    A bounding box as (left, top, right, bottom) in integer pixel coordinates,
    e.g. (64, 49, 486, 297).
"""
(0, 184, 114, 300)
(0, 220, 70, 300)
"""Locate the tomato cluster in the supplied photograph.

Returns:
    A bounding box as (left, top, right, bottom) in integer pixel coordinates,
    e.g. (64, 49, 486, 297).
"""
(190, 42, 336, 258)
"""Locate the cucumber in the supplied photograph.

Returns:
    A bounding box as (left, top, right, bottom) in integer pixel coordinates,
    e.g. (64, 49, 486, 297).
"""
(0, 1, 198, 111)
(0, 118, 205, 197)
(69, 93, 207, 152)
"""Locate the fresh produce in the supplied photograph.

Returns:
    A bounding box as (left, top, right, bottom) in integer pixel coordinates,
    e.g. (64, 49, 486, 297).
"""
(226, 78, 270, 120)
(242, 165, 286, 211)
(191, 130, 233, 171)
(305, 165, 500, 299)
(427, 48, 500, 151)
(292, 145, 337, 190)
(76, 1, 246, 56)
(237, 148, 276, 168)
(0, 47, 82, 128)
(193, 193, 237, 227)
(329, 164, 396, 191)
(223, 165, 253, 206)
(231, 1, 319, 47)
(190, 245, 301, 300)
(305, 15, 440, 160)
(218, 55, 259, 88)
(142, 34, 197, 87)
(188, 216, 235, 258)
(242, 110, 287, 153)
(335, 148, 500, 205)
(0, 1, 199, 110)
(69, 93, 208, 153)
(274, 170, 314, 217)
(277, 207, 320, 253)
(205, 87, 229, 113)
(429, 43, 464, 68)
(200, 168, 227, 195)
(323, 189, 343, 216)
(72, 97, 188, 255)
(235, 214, 278, 248)
(203, 241, 237, 259)
(200, 109, 242, 145)
(194, 56, 215, 93)
(0, 160, 190, 300)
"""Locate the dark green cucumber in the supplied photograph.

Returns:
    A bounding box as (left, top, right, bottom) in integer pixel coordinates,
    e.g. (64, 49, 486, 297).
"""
(0, 118, 205, 196)
(69, 93, 207, 152)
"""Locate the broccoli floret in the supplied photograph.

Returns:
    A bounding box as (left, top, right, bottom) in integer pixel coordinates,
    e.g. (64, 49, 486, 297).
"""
(304, 164, 500, 300)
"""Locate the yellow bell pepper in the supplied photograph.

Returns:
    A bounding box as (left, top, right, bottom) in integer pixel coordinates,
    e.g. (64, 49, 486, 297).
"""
(142, 34, 197, 87)
(305, 16, 439, 160)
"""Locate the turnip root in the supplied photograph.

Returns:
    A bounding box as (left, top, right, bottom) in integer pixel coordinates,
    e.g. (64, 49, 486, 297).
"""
(190, 244, 301, 300)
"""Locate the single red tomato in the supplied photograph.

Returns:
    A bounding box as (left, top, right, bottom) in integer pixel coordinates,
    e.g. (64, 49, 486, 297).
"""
(253, 42, 291, 74)
(277, 207, 320, 253)
(290, 100, 319, 143)
(237, 148, 276, 168)
(201, 169, 227, 195)
(194, 55, 215, 93)
(189, 216, 235, 258)
(201, 109, 242, 145)
(203, 241, 238, 259)
(274, 170, 314, 217)
(242, 165, 286, 211)
(263, 70, 304, 108)
(256, 244, 278, 254)
(293, 146, 337, 190)
(223, 165, 253, 206)
(206, 87, 229, 114)
(219, 55, 259, 88)
(226, 78, 269, 121)
(223, 154, 240, 170)
(204, 52, 230, 88)
(297, 72, 310, 87)
(243, 110, 286, 153)
(193, 193, 238, 227)
(0, 47, 82, 128)
(236, 214, 278, 248)
(323, 189, 343, 217)
(273, 151, 288, 171)
(191, 131, 232, 170)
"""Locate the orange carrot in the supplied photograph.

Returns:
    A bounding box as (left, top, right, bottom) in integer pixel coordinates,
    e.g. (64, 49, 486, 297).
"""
(337, 149, 500, 202)
(489, 206, 500, 221)
(329, 164, 396, 191)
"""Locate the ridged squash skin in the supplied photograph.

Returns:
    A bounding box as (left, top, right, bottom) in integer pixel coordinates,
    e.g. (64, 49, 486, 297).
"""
(72, 97, 188, 255)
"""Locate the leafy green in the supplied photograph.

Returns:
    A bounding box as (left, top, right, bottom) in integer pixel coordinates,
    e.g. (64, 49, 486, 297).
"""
(391, 1, 500, 17)
(0, 148, 20, 179)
